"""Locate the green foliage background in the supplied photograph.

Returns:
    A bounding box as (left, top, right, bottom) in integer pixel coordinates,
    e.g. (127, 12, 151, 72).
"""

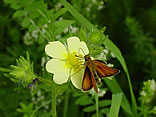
(0, 0, 156, 117)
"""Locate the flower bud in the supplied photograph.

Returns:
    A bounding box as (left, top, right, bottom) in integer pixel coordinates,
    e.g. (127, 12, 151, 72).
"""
(5, 52, 36, 87)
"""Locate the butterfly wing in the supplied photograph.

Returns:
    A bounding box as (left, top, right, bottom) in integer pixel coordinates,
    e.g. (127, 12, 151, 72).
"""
(92, 60, 119, 77)
(82, 67, 92, 91)
(82, 66, 98, 93)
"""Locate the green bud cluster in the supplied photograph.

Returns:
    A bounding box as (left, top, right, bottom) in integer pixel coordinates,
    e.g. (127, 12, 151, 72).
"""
(6, 52, 36, 87)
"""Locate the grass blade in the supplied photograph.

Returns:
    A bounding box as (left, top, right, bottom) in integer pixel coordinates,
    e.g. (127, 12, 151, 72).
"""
(61, 0, 94, 30)
(104, 78, 133, 116)
(109, 92, 123, 117)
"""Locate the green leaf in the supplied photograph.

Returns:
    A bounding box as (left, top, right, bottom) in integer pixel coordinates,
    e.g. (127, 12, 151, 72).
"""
(99, 100, 111, 107)
(75, 95, 93, 106)
(109, 92, 123, 117)
(21, 17, 30, 28)
(28, 25, 36, 32)
(61, 0, 93, 30)
(53, 20, 75, 36)
(11, 3, 21, 10)
(38, 35, 45, 44)
(13, 10, 25, 18)
(88, 27, 104, 45)
(83, 105, 96, 112)
(104, 78, 133, 116)
(79, 27, 87, 41)
(92, 112, 103, 117)
(101, 108, 110, 114)
(24, 1, 47, 19)
(51, 8, 67, 21)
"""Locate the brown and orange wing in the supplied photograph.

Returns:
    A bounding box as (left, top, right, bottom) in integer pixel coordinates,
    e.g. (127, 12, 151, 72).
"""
(82, 67, 92, 91)
(82, 66, 98, 92)
(92, 60, 120, 77)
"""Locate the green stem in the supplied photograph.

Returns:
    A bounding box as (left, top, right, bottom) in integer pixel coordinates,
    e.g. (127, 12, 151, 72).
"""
(95, 93, 99, 117)
(52, 82, 57, 117)
(31, 100, 52, 117)
(63, 91, 70, 117)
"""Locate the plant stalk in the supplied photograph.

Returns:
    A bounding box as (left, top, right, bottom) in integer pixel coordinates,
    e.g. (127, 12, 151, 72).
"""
(63, 91, 70, 117)
(52, 82, 57, 117)
(95, 93, 99, 117)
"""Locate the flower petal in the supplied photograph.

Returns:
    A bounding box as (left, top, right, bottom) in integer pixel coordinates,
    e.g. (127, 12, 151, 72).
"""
(67, 37, 81, 54)
(70, 68, 85, 89)
(53, 71, 69, 84)
(67, 37, 89, 56)
(46, 59, 70, 84)
(45, 41, 67, 59)
(80, 41, 89, 55)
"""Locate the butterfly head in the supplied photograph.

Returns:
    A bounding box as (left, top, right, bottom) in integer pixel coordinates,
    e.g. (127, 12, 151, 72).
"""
(84, 54, 91, 61)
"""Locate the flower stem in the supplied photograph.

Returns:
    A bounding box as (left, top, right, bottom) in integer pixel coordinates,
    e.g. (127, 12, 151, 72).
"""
(63, 91, 70, 117)
(95, 93, 99, 117)
(52, 82, 57, 117)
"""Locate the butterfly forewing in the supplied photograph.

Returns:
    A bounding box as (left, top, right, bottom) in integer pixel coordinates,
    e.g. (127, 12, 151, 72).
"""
(93, 60, 119, 77)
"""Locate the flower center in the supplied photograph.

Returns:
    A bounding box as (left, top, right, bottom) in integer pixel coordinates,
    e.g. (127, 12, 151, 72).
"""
(66, 51, 84, 70)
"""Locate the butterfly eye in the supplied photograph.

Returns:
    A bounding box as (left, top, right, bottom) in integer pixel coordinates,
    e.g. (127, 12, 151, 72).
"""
(85, 57, 87, 61)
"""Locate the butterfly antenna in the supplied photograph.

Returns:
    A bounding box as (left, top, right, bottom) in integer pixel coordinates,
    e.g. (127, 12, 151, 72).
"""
(90, 47, 95, 55)
(78, 48, 86, 55)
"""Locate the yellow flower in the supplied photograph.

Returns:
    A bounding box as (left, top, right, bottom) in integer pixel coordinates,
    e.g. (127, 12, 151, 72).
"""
(45, 37, 89, 89)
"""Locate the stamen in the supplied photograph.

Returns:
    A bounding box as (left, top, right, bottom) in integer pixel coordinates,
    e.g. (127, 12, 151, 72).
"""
(65, 51, 84, 71)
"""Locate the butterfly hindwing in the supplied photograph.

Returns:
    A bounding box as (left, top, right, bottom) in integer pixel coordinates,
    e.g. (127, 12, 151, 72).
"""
(82, 67, 93, 91)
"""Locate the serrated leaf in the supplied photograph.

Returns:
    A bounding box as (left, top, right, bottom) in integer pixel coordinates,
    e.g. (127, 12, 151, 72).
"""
(83, 105, 96, 112)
